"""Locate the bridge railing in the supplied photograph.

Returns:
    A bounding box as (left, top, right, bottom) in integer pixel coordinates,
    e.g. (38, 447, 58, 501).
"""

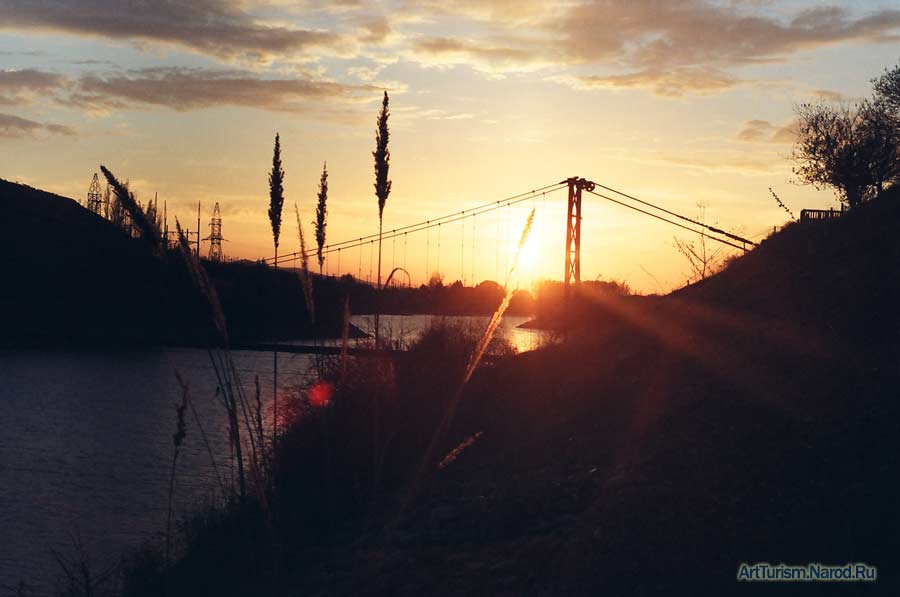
(800, 208, 843, 222)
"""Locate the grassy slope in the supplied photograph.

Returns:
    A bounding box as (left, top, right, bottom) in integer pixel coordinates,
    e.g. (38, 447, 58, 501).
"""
(0, 178, 170, 346)
(287, 191, 900, 595)
(0, 179, 331, 345)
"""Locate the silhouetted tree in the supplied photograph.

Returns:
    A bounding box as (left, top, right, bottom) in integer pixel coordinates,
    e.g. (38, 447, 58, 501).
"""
(673, 202, 724, 283)
(315, 161, 328, 275)
(873, 62, 900, 115)
(793, 100, 900, 208)
(268, 133, 285, 268)
(373, 91, 392, 345)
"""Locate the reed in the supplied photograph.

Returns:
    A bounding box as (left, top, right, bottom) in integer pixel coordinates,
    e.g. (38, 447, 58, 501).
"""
(100, 165, 162, 250)
(294, 203, 315, 323)
(165, 373, 189, 573)
(174, 219, 255, 500)
(401, 208, 535, 513)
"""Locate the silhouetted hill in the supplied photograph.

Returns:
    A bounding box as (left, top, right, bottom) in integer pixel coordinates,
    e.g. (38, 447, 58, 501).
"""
(0, 179, 332, 346)
(675, 187, 900, 346)
(0, 178, 175, 346)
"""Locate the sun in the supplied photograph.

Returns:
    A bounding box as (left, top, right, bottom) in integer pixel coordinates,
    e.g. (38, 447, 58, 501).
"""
(514, 233, 538, 279)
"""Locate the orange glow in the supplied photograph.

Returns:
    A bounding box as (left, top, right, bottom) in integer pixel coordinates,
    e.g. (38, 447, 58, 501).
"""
(307, 381, 334, 407)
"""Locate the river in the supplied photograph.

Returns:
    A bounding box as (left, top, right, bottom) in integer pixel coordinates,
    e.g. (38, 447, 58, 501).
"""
(0, 315, 548, 594)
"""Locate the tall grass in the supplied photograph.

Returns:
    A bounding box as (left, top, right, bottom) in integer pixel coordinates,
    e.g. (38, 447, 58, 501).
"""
(401, 208, 535, 512)
(294, 203, 315, 323)
(174, 218, 263, 500)
(100, 166, 161, 250)
(165, 373, 189, 576)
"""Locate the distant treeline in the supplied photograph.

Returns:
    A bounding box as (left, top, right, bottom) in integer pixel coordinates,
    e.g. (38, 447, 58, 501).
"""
(316, 274, 536, 316)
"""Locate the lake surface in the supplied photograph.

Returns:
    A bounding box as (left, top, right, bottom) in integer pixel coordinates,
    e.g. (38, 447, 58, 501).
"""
(0, 315, 548, 593)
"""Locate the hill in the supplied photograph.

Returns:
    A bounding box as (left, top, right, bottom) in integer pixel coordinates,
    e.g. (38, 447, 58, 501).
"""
(0, 179, 326, 346)
(306, 191, 900, 594)
(0, 179, 175, 346)
(676, 188, 900, 346)
(411, 189, 900, 594)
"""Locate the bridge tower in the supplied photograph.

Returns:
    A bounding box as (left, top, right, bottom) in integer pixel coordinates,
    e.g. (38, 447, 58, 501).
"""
(86, 173, 105, 214)
(564, 177, 594, 288)
(204, 202, 225, 262)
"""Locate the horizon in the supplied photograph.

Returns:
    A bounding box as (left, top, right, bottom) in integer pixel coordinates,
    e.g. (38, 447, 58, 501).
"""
(3, 0, 900, 291)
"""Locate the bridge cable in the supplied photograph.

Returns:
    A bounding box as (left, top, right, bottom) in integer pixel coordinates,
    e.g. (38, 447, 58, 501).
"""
(267, 181, 567, 264)
(585, 188, 749, 252)
(589, 181, 757, 248)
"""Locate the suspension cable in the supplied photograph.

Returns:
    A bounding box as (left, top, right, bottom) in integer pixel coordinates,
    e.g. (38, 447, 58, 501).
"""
(589, 180, 757, 248)
(585, 188, 749, 252)
(267, 182, 566, 264)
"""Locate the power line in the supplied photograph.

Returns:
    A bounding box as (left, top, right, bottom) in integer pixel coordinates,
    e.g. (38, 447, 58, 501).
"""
(585, 188, 750, 252)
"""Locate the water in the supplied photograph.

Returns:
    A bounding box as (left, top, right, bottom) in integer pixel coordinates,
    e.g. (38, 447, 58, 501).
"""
(0, 315, 548, 593)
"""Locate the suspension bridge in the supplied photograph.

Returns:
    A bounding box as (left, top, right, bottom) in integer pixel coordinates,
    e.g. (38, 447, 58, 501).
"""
(263, 176, 759, 290)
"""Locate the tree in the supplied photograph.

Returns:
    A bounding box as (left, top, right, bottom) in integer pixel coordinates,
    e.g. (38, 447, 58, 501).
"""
(268, 133, 285, 268)
(673, 202, 725, 284)
(373, 91, 392, 345)
(873, 62, 900, 115)
(315, 161, 328, 275)
(792, 99, 900, 208)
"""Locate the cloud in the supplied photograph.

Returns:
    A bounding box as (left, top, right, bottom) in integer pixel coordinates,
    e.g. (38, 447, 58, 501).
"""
(410, 36, 552, 72)
(392, 106, 475, 122)
(561, 67, 741, 96)
(0, 112, 76, 138)
(406, 1, 900, 94)
(0, 49, 45, 56)
(0, 69, 68, 105)
(736, 119, 797, 143)
(60, 67, 381, 115)
(0, 0, 340, 62)
(651, 149, 786, 176)
(810, 88, 847, 102)
(357, 15, 391, 44)
(551, 2, 900, 68)
(546, 3, 900, 95)
(402, 0, 554, 23)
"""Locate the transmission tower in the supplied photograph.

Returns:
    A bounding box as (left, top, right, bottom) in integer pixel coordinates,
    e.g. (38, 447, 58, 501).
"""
(204, 202, 225, 262)
(86, 173, 105, 214)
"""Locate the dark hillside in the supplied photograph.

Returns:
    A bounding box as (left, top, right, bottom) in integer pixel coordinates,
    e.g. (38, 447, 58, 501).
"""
(0, 179, 175, 346)
(0, 179, 321, 346)
(263, 191, 900, 595)
(676, 187, 900, 345)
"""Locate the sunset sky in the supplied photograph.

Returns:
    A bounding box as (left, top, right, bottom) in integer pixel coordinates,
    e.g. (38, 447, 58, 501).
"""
(2, 0, 900, 292)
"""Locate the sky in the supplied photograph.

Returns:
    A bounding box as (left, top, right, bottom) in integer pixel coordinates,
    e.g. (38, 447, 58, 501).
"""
(2, 0, 900, 292)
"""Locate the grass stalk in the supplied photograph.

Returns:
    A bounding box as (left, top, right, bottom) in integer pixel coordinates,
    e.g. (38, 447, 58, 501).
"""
(400, 208, 535, 514)
(165, 373, 189, 574)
